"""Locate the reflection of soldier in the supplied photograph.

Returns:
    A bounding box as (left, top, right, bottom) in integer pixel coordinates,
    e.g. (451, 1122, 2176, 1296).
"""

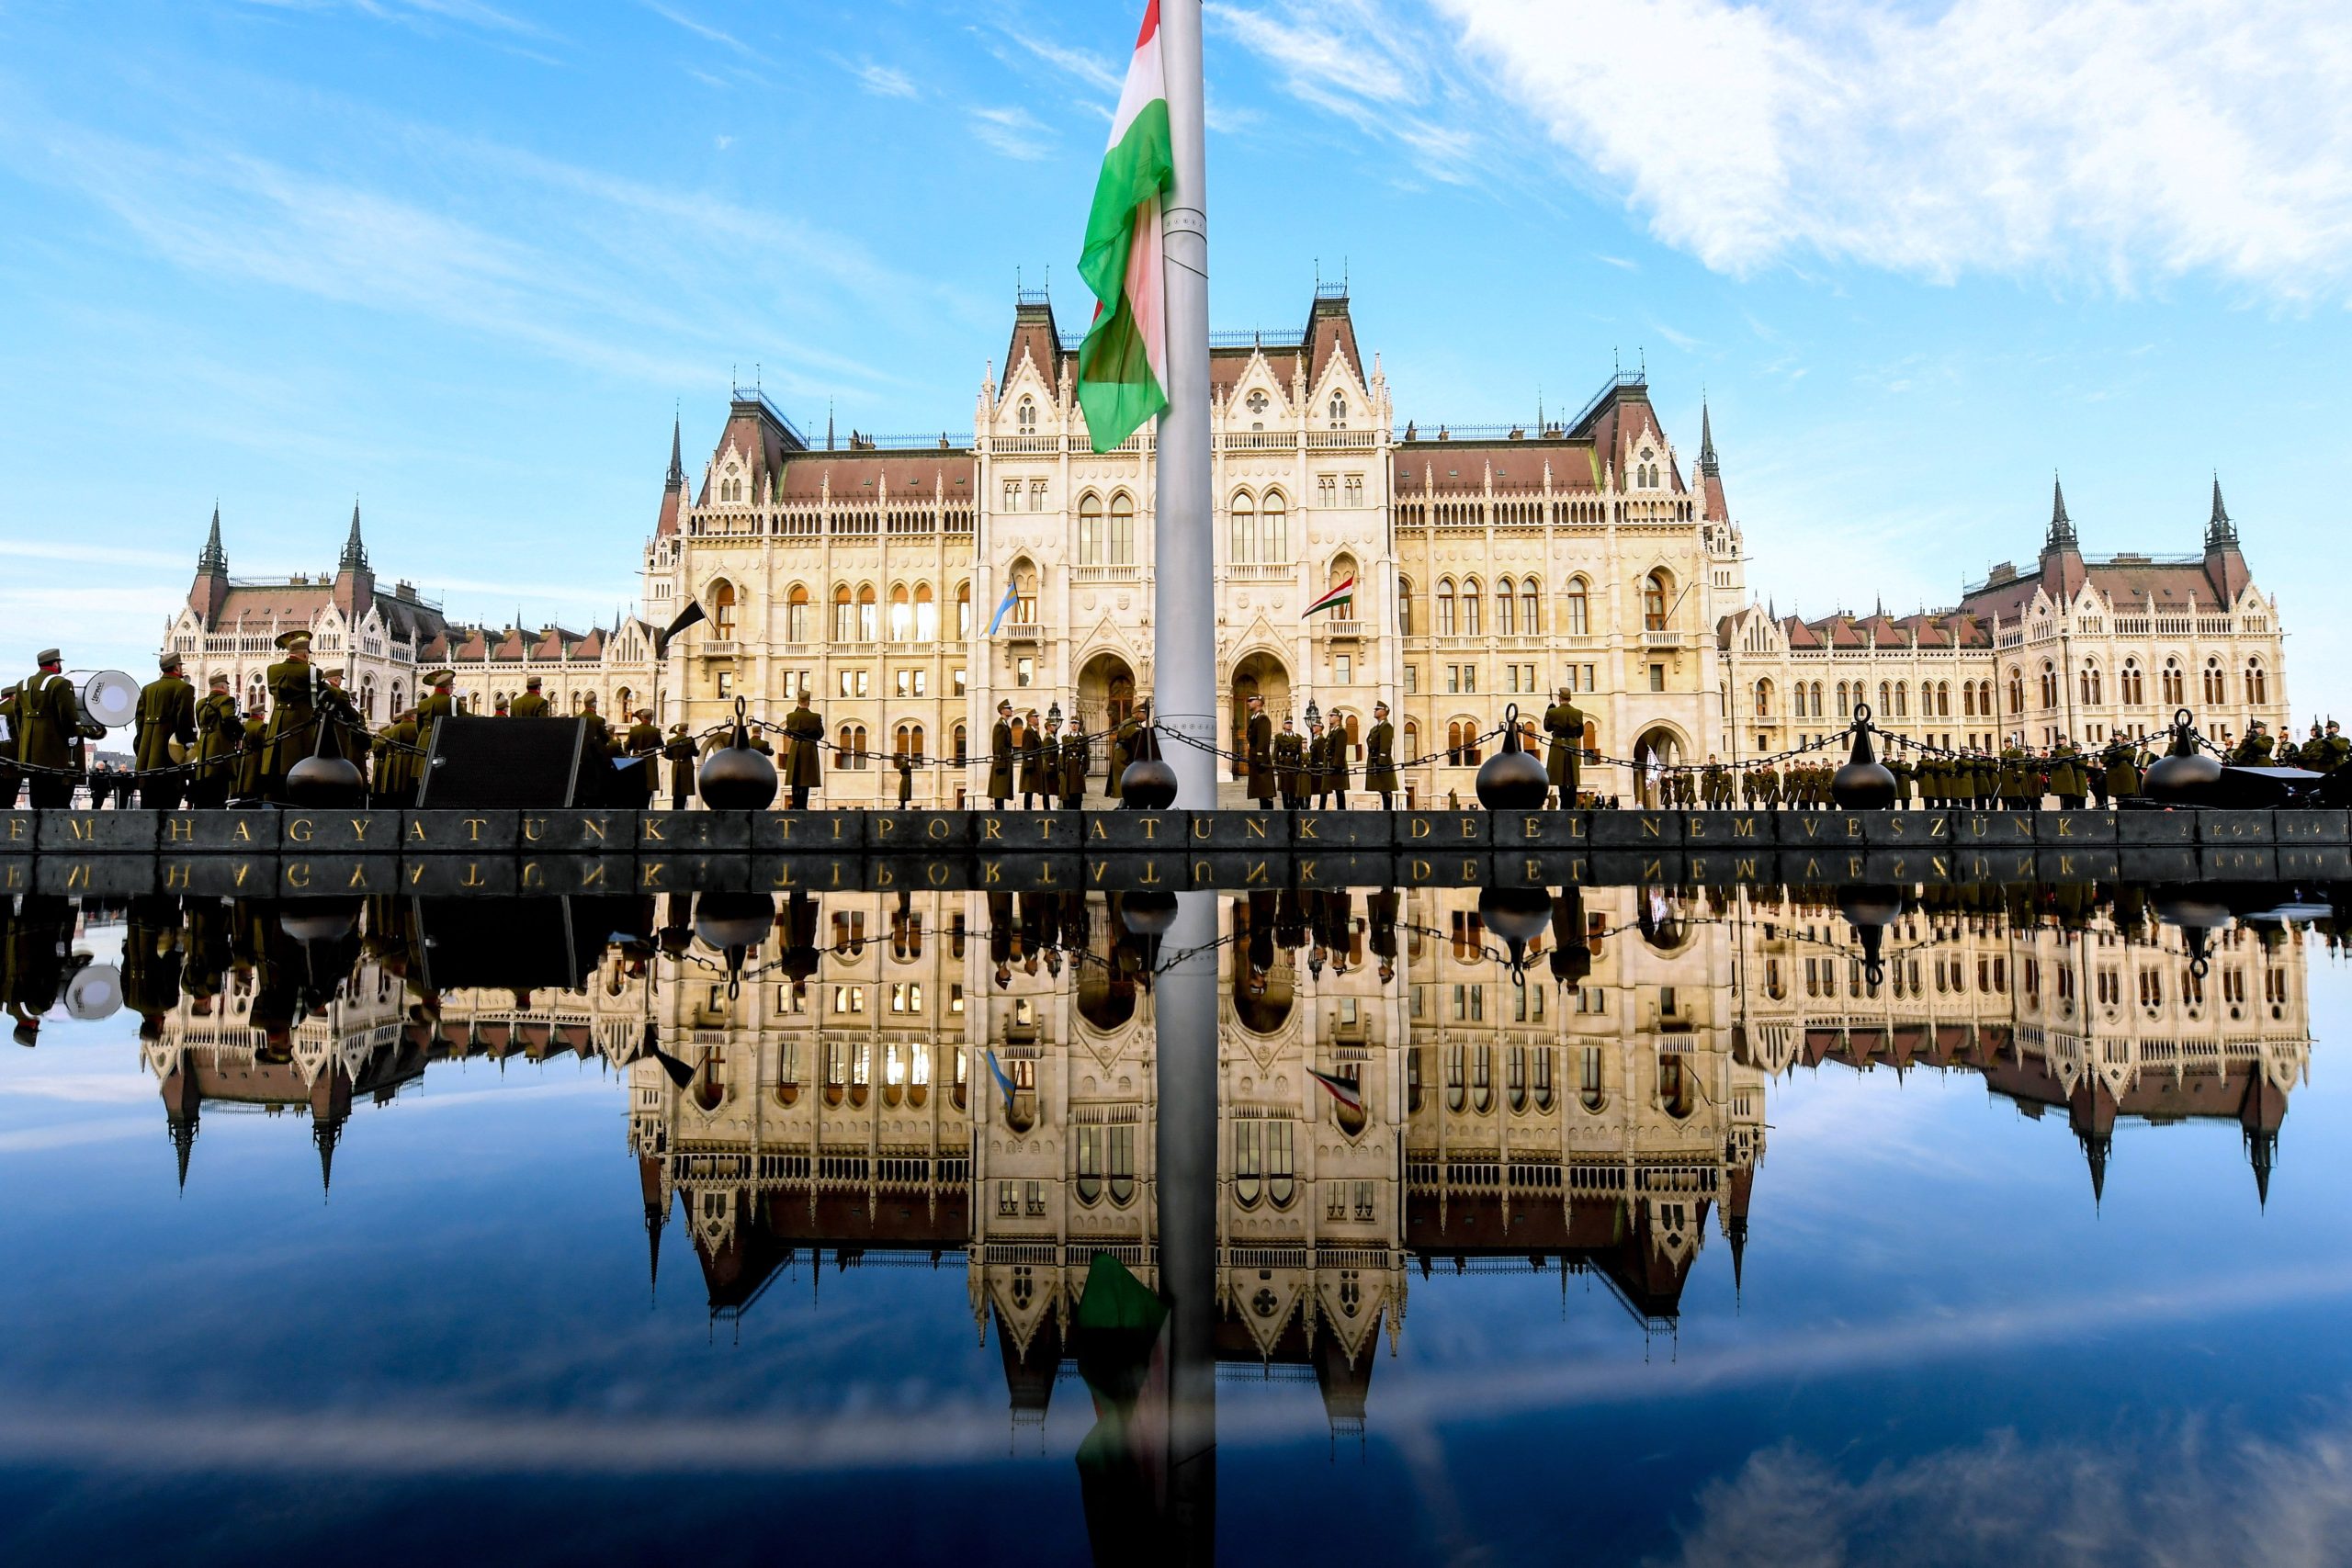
(0, 683, 19, 809)
(1273, 718, 1306, 809)
(1544, 688, 1584, 807)
(6, 896, 74, 1046)
(134, 654, 198, 811)
(1363, 702, 1398, 809)
(1245, 695, 1274, 807)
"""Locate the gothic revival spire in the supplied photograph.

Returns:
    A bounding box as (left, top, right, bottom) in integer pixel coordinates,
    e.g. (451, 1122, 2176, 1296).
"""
(2207, 473, 2237, 548)
(667, 412, 685, 488)
(646, 1198, 666, 1302)
(1698, 398, 1719, 478)
(2247, 1127, 2275, 1211)
(315, 1112, 343, 1197)
(198, 503, 228, 574)
(339, 502, 368, 572)
(2048, 474, 2076, 550)
(170, 1113, 198, 1191)
(2081, 1129, 2109, 1210)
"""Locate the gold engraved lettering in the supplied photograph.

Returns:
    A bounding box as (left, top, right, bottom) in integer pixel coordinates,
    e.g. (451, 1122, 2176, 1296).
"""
(288, 818, 314, 843)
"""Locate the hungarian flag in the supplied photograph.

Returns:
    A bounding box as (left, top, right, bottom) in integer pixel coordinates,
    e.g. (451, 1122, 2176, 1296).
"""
(1076, 0, 1172, 454)
(1307, 1066, 1363, 1112)
(1305, 574, 1354, 616)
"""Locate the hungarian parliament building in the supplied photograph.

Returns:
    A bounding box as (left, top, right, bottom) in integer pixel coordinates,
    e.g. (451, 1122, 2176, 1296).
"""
(164, 282, 2290, 803)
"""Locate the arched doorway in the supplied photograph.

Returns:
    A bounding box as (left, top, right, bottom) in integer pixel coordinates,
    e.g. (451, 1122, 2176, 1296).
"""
(1632, 725, 1687, 808)
(1227, 651, 1290, 780)
(1077, 650, 1137, 750)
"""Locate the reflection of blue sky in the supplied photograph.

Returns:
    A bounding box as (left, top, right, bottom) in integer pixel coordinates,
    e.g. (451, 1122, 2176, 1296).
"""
(3, 945, 2348, 1564)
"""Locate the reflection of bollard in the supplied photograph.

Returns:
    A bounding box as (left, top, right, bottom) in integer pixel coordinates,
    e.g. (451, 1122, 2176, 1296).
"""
(1830, 705, 1896, 809)
(1476, 703, 1549, 809)
(2151, 885, 2232, 976)
(695, 890, 776, 996)
(2144, 706, 2222, 806)
(697, 697, 778, 810)
(1478, 886, 1552, 978)
(1836, 885, 1903, 987)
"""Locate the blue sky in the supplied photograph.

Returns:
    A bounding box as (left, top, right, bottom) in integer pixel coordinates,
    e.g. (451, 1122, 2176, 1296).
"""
(4, 0, 2347, 715)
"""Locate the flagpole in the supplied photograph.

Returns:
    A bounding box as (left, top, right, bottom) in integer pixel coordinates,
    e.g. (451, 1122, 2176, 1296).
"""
(1155, 0, 1214, 809)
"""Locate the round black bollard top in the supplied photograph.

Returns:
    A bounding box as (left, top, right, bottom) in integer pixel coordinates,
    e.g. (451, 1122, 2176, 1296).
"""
(286, 744, 368, 809)
(698, 696, 779, 810)
(1831, 703, 1897, 809)
(1120, 755, 1179, 810)
(2143, 706, 2223, 806)
(1476, 703, 1551, 810)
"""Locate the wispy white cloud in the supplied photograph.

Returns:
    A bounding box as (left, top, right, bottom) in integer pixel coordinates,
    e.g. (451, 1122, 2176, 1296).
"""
(847, 59, 917, 99)
(1434, 0, 2352, 299)
(970, 106, 1055, 162)
(1011, 34, 1122, 96)
(637, 0, 763, 62)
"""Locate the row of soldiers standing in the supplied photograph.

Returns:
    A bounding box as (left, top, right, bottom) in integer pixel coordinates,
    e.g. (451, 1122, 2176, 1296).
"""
(1244, 695, 1402, 809)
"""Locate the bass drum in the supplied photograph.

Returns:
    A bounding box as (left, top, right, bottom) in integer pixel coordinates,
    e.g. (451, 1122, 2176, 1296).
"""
(64, 962, 124, 1021)
(63, 669, 140, 732)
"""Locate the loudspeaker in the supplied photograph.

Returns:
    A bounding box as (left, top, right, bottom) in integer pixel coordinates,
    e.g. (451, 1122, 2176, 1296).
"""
(419, 716, 589, 807)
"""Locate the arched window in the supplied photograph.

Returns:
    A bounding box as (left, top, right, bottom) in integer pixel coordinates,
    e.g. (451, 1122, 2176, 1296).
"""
(2122, 660, 2143, 705)
(1811, 682, 1825, 717)
(1461, 577, 1482, 636)
(2246, 660, 2266, 705)
(856, 583, 878, 642)
(710, 579, 738, 639)
(953, 723, 968, 764)
(1962, 681, 1975, 717)
(1016, 397, 1035, 434)
(888, 583, 911, 641)
(1229, 491, 1255, 564)
(914, 582, 937, 640)
(2039, 660, 2058, 709)
(1564, 579, 1589, 637)
(1893, 682, 1905, 716)
(1793, 683, 1808, 719)
(2161, 658, 2184, 706)
(390, 681, 404, 716)
(1260, 491, 1287, 562)
(1834, 682, 1849, 717)
(1496, 577, 1516, 636)
(1937, 681, 1951, 716)
(1446, 721, 1464, 766)
(359, 674, 376, 720)
(894, 722, 925, 761)
(1329, 392, 1348, 425)
(1011, 558, 1038, 624)
(2079, 665, 2101, 705)
(1878, 680, 1892, 714)
(1643, 570, 1669, 631)
(1520, 577, 1540, 635)
(786, 583, 810, 643)
(1109, 491, 1135, 564)
(1402, 719, 1419, 763)
(1397, 576, 1415, 636)
(1078, 492, 1104, 566)
(832, 583, 854, 643)
(836, 724, 869, 768)
(2008, 667, 2026, 715)
(1755, 678, 1773, 717)
(1436, 579, 1456, 637)
(616, 687, 633, 716)
(956, 581, 973, 638)
(2202, 658, 2225, 705)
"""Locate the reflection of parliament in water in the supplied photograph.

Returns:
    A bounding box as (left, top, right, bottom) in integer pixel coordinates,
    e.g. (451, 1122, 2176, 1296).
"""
(134, 886, 2314, 1427)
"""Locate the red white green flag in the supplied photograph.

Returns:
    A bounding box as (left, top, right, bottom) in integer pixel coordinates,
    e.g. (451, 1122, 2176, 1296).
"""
(1307, 1067, 1363, 1112)
(1076, 0, 1172, 455)
(1304, 574, 1355, 616)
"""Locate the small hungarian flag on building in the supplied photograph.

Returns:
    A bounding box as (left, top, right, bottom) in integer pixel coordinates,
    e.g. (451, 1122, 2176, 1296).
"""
(1304, 574, 1354, 616)
(1307, 1066, 1363, 1112)
(1076, 0, 1172, 454)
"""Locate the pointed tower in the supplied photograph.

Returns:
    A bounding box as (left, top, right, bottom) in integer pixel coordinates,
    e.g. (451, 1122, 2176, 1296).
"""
(314, 1111, 345, 1195)
(2040, 474, 2086, 599)
(332, 501, 376, 619)
(2204, 474, 2251, 601)
(1698, 400, 1719, 478)
(655, 412, 688, 537)
(189, 504, 232, 628)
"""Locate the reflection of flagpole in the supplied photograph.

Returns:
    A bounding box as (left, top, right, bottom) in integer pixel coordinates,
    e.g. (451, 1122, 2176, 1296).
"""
(1156, 0, 1214, 807)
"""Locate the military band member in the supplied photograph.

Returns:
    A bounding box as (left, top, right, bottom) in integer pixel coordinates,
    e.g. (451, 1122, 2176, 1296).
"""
(1245, 694, 1274, 808)
(1059, 720, 1089, 811)
(2233, 720, 2274, 766)
(2324, 720, 2349, 773)
(134, 654, 198, 811)
(417, 671, 457, 764)
(579, 693, 611, 758)
(988, 699, 1017, 808)
(1544, 687, 1584, 807)
(1020, 708, 1050, 810)
(372, 709, 419, 808)
(317, 670, 367, 761)
(18, 649, 103, 810)
(2101, 738, 2141, 800)
(2049, 738, 2088, 810)
(187, 673, 241, 810)
(663, 722, 697, 809)
(260, 631, 317, 800)
(1116, 698, 1160, 809)
(511, 675, 551, 718)
(235, 703, 268, 802)
(783, 692, 824, 809)
(0, 683, 19, 809)
(1363, 702, 1398, 809)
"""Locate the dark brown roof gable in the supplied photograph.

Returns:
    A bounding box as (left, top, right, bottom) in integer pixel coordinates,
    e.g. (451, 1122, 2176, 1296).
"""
(775, 452, 977, 502)
(699, 393, 806, 506)
(1306, 289, 1361, 390)
(1000, 295, 1063, 399)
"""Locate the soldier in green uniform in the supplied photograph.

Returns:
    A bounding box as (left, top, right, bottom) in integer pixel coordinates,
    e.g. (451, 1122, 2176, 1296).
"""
(1302, 713, 1329, 808)
(2050, 738, 2088, 809)
(579, 693, 612, 759)
(372, 709, 418, 808)
(2324, 720, 2350, 774)
(625, 707, 662, 807)
(260, 630, 318, 801)
(511, 675, 552, 718)
(988, 699, 1017, 808)
(1701, 755, 1727, 808)
(2233, 720, 2274, 765)
(1018, 707, 1050, 809)
(0, 683, 19, 809)
(1363, 702, 1399, 809)
(234, 702, 268, 803)
(782, 691, 824, 809)
(663, 723, 697, 809)
(1058, 716, 1089, 811)
(318, 671, 368, 761)
(1891, 752, 1914, 810)
(17, 649, 103, 809)
(1318, 712, 1350, 808)
(1031, 707, 1064, 811)
(1544, 687, 1584, 808)
(1759, 762, 1781, 811)
(1244, 694, 1274, 807)
(189, 673, 242, 809)
(1996, 741, 2026, 810)
(134, 653, 198, 810)
(417, 671, 458, 767)
(2101, 737, 2140, 800)
(1273, 716, 1305, 808)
